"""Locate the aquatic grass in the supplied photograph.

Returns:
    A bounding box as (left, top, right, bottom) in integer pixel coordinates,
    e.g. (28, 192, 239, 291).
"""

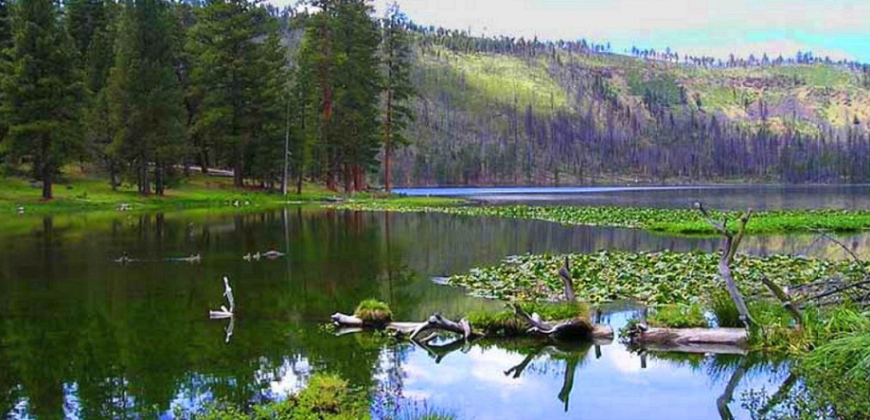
(711, 290, 742, 327)
(748, 302, 870, 352)
(748, 300, 808, 351)
(466, 302, 590, 337)
(189, 374, 369, 420)
(799, 333, 870, 417)
(648, 304, 708, 328)
(332, 202, 870, 236)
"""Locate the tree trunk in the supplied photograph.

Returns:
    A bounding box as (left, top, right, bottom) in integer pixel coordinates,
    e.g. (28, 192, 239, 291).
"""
(343, 163, 352, 193)
(109, 160, 118, 191)
(42, 167, 52, 200)
(140, 160, 151, 196)
(385, 88, 393, 192)
(199, 150, 209, 174)
(233, 157, 243, 188)
(296, 171, 304, 195)
(353, 165, 364, 192)
(155, 164, 165, 196)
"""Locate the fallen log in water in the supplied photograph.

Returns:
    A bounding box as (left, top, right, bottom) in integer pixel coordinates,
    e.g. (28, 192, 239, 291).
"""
(330, 310, 614, 343)
(331, 312, 478, 340)
(626, 325, 748, 355)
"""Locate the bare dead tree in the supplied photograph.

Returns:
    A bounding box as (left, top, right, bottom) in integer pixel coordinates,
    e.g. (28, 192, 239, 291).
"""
(558, 256, 576, 301)
(209, 277, 235, 319)
(695, 203, 755, 328)
(790, 231, 870, 308)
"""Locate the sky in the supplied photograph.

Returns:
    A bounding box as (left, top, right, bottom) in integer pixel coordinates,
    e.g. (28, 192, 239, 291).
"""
(272, 0, 870, 63)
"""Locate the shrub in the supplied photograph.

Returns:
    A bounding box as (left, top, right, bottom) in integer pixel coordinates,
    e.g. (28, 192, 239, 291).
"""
(354, 299, 393, 326)
(648, 304, 708, 328)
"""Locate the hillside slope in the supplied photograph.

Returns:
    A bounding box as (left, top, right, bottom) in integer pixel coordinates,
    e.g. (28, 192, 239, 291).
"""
(390, 34, 870, 186)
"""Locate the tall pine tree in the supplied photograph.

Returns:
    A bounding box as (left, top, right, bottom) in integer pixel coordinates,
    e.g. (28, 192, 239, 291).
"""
(73, 0, 120, 187)
(297, 0, 381, 192)
(0, 0, 10, 53)
(1, 0, 83, 199)
(380, 3, 414, 192)
(297, 0, 337, 189)
(107, 0, 185, 196)
(334, 0, 381, 192)
(187, 0, 286, 188)
(0, 0, 11, 151)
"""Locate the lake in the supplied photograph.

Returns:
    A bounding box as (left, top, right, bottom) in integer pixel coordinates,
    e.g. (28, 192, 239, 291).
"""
(395, 184, 870, 210)
(0, 200, 862, 420)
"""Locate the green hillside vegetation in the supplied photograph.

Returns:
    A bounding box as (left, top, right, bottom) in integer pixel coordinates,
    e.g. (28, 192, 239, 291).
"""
(417, 46, 569, 115)
(394, 30, 870, 185)
(415, 45, 870, 131)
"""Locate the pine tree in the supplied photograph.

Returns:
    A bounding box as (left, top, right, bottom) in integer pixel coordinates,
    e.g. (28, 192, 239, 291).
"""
(65, 0, 108, 60)
(78, 0, 119, 187)
(297, 0, 338, 190)
(380, 2, 414, 192)
(333, 0, 381, 192)
(107, 0, 185, 196)
(297, 0, 382, 192)
(0, 0, 83, 199)
(0, 0, 11, 149)
(187, 0, 285, 188)
(246, 27, 289, 188)
(0, 0, 9, 50)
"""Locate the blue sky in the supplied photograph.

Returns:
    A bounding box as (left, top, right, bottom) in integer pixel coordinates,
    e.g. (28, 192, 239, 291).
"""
(273, 0, 870, 62)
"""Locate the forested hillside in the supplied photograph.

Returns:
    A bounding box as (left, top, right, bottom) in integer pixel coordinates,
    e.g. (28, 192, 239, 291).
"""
(388, 29, 870, 185)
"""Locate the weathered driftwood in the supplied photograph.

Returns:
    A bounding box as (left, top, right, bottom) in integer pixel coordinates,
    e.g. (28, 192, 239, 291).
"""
(789, 233, 870, 308)
(696, 202, 755, 328)
(558, 256, 576, 302)
(761, 277, 803, 325)
(513, 304, 614, 341)
(628, 326, 748, 355)
(331, 310, 614, 343)
(331, 312, 479, 340)
(209, 277, 234, 319)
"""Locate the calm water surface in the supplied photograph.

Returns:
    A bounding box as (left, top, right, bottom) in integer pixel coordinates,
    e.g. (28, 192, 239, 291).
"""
(395, 184, 870, 210)
(0, 207, 857, 420)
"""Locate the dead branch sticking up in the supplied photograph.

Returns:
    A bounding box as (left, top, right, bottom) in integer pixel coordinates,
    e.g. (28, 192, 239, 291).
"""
(695, 202, 755, 328)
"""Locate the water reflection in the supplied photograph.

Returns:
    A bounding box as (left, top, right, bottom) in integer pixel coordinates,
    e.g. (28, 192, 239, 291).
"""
(0, 208, 838, 420)
(371, 311, 791, 420)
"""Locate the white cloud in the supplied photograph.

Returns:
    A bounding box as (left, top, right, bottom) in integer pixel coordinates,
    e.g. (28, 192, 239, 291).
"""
(264, 0, 868, 60)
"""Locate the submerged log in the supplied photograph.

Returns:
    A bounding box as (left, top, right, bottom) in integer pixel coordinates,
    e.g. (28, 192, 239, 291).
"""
(331, 311, 614, 343)
(331, 312, 479, 340)
(628, 325, 748, 355)
(513, 304, 614, 341)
